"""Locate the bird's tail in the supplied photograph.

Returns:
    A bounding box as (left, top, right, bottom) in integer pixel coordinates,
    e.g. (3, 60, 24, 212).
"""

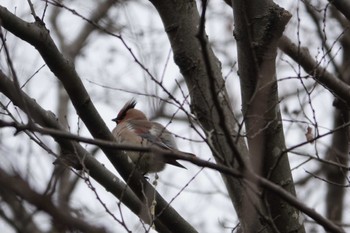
(164, 151, 196, 169)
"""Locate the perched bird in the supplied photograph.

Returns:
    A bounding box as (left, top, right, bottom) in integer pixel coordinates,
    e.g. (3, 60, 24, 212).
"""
(112, 99, 193, 174)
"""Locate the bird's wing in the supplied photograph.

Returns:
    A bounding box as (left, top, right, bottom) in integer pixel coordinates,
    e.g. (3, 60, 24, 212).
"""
(127, 120, 189, 169)
(128, 120, 176, 150)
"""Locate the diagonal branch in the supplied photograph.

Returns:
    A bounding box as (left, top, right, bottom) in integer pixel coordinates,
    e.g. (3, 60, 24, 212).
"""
(0, 70, 161, 230)
(0, 73, 344, 232)
(0, 168, 108, 233)
(0, 188, 42, 233)
(55, 0, 118, 58)
(278, 35, 350, 105)
(0, 6, 196, 233)
(328, 0, 350, 22)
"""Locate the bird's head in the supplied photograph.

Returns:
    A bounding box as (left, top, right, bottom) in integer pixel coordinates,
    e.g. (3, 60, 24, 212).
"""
(112, 99, 147, 124)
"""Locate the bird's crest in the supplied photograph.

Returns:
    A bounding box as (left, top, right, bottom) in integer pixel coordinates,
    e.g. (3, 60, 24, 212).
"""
(113, 99, 137, 123)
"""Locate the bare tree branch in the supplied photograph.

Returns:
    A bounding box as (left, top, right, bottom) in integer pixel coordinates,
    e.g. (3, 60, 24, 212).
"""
(0, 117, 345, 232)
(231, 0, 303, 232)
(0, 168, 108, 233)
(49, 0, 119, 220)
(328, 0, 350, 21)
(278, 35, 350, 105)
(0, 70, 156, 229)
(0, 188, 42, 233)
(1, 1, 349, 232)
(0, 6, 197, 233)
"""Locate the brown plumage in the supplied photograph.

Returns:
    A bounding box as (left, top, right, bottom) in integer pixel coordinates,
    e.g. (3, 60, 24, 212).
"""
(112, 99, 194, 174)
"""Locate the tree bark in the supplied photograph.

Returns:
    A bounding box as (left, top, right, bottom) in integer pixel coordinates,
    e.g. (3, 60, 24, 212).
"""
(232, 0, 305, 232)
(148, 0, 281, 232)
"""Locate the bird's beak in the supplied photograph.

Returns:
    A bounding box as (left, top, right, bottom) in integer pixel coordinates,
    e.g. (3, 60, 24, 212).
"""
(112, 117, 119, 124)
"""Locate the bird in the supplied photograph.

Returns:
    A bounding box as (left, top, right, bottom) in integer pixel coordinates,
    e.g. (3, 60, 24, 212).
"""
(112, 99, 194, 174)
